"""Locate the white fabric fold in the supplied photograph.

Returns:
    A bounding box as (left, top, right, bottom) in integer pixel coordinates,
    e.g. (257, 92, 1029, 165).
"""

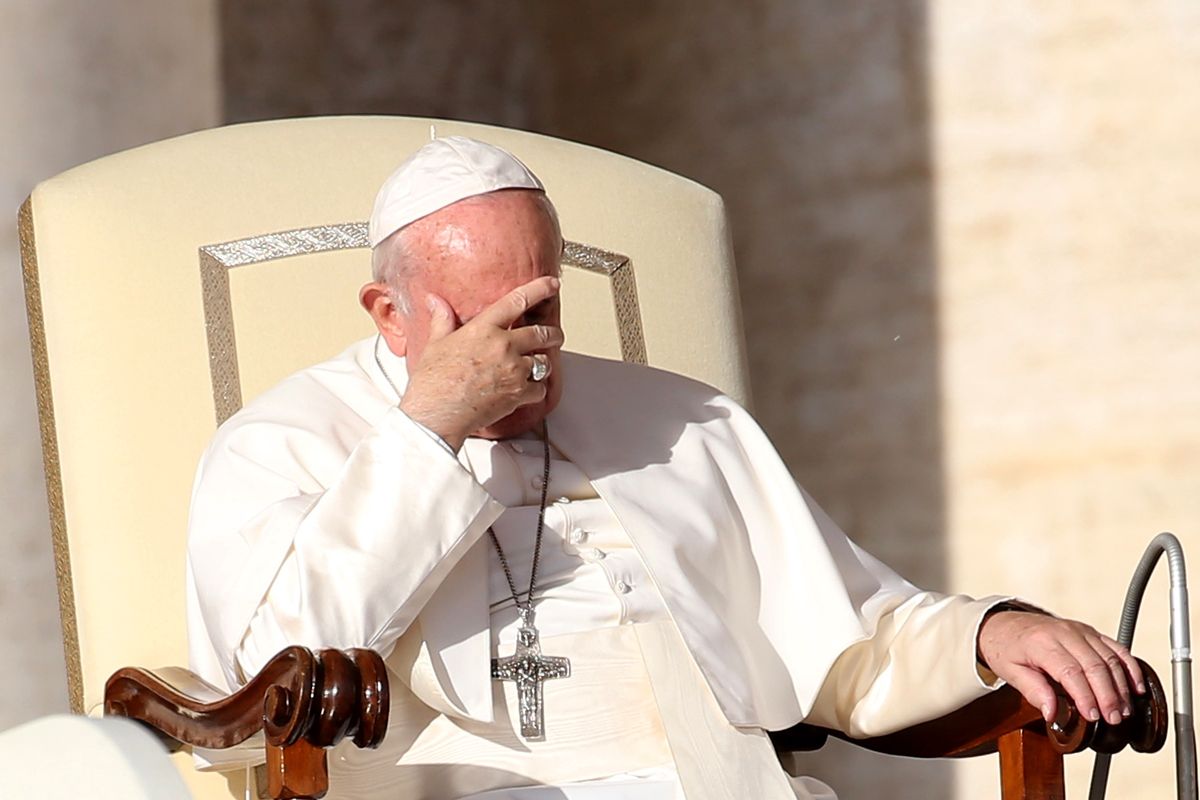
(543, 354, 986, 730)
(333, 625, 676, 799)
(634, 621, 799, 800)
(407, 539, 492, 721)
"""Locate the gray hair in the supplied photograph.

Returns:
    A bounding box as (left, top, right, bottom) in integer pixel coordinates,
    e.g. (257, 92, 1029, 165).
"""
(370, 191, 563, 317)
(371, 227, 417, 316)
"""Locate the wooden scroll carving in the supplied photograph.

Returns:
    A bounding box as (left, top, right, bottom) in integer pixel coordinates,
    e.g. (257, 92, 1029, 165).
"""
(771, 658, 1167, 800)
(105, 646, 388, 800)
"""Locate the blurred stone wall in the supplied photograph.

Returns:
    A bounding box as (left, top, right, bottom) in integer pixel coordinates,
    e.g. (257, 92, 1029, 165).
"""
(0, 0, 221, 730)
(930, 3, 1200, 797)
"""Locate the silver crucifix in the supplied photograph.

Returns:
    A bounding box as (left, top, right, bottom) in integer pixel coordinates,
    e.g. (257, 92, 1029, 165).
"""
(492, 608, 571, 741)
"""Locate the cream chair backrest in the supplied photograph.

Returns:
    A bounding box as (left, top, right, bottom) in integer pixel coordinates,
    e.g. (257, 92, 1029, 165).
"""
(20, 116, 749, 796)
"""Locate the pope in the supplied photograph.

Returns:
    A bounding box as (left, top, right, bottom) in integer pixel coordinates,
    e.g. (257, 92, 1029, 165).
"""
(187, 137, 1143, 800)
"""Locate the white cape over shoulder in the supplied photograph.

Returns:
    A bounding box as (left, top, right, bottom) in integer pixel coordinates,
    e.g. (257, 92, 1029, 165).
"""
(437, 352, 924, 729)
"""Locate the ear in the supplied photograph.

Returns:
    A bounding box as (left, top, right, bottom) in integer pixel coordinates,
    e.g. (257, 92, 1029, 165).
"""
(359, 282, 408, 355)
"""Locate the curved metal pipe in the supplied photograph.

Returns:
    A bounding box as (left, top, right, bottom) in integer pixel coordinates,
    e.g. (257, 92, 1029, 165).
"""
(1089, 532, 1195, 800)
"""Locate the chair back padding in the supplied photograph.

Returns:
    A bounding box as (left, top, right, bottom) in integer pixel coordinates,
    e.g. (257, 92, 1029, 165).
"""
(20, 116, 748, 797)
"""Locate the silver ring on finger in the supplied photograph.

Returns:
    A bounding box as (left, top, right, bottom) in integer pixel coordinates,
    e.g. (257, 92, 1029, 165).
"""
(529, 354, 550, 382)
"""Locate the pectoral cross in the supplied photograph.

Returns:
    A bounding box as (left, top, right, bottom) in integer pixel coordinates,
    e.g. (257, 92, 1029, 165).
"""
(491, 608, 571, 741)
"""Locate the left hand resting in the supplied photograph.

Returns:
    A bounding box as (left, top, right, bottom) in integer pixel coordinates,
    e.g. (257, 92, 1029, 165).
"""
(977, 611, 1146, 725)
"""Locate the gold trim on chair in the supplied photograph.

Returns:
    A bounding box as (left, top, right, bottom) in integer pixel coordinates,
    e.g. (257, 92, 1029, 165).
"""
(19, 197, 85, 714)
(200, 224, 646, 425)
(561, 241, 647, 366)
(199, 250, 243, 426)
(199, 223, 372, 425)
(204, 223, 370, 268)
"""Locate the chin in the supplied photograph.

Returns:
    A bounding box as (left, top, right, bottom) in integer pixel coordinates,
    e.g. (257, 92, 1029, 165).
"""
(475, 383, 562, 440)
(476, 405, 548, 440)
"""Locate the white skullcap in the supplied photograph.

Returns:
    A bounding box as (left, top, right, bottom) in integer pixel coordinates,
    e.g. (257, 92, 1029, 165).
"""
(368, 136, 545, 248)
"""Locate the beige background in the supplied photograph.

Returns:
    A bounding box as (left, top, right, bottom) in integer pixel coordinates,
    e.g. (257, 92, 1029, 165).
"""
(4, 1, 1197, 798)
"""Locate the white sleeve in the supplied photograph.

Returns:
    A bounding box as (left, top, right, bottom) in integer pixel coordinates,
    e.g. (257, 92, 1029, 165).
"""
(187, 405, 504, 689)
(802, 593, 1011, 737)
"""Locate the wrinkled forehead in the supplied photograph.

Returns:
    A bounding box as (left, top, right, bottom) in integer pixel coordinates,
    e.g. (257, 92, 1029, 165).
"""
(406, 191, 561, 314)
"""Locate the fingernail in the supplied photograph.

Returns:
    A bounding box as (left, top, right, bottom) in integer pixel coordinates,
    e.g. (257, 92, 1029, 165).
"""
(1041, 704, 1052, 721)
(1137, 682, 1146, 693)
(1122, 706, 1132, 718)
(1087, 708, 1100, 722)
(425, 295, 438, 312)
(549, 277, 561, 289)
(1107, 710, 1122, 725)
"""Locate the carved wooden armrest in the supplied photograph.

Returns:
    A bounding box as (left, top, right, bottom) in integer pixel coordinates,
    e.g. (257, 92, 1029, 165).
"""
(105, 646, 389, 800)
(770, 658, 1167, 800)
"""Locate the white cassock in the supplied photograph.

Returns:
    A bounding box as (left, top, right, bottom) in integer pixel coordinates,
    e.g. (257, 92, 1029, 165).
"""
(187, 338, 1009, 800)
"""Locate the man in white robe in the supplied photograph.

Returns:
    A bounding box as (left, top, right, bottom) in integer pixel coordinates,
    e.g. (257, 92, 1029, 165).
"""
(187, 138, 1144, 799)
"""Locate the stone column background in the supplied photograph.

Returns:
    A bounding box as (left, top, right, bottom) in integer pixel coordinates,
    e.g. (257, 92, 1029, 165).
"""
(0, 0, 221, 729)
(3, 1, 1196, 798)
(931, 3, 1200, 798)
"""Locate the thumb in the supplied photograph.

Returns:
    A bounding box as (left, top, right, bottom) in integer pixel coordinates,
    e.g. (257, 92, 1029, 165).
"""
(425, 293, 458, 341)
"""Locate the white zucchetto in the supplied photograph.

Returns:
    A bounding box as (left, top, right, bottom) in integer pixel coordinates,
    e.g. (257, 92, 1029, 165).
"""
(368, 136, 545, 248)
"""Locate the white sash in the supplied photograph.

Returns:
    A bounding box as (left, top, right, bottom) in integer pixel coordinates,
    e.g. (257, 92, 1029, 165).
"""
(634, 621, 810, 800)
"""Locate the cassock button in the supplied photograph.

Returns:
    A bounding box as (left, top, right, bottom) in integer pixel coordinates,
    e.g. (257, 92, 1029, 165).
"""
(568, 529, 588, 545)
(581, 547, 605, 562)
(530, 475, 544, 490)
(510, 442, 526, 454)
(615, 580, 632, 594)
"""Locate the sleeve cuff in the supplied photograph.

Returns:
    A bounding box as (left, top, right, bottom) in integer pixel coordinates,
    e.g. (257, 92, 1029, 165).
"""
(401, 409, 458, 456)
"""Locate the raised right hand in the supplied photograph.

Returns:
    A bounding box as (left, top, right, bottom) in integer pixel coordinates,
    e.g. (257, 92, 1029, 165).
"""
(399, 275, 563, 451)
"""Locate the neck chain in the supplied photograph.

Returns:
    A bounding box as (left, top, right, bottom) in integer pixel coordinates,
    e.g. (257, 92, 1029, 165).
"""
(373, 335, 570, 740)
(487, 420, 569, 742)
(489, 417, 551, 614)
(373, 335, 402, 401)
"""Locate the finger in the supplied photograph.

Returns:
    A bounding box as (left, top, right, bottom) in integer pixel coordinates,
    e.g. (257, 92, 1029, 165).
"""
(476, 276, 561, 329)
(1100, 634, 1146, 695)
(1089, 635, 1133, 711)
(1059, 633, 1125, 724)
(509, 324, 564, 354)
(1046, 643, 1106, 723)
(1086, 635, 1132, 718)
(1004, 663, 1060, 722)
(425, 293, 460, 342)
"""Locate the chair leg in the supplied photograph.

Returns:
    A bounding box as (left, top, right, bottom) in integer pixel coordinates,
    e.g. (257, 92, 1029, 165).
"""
(265, 739, 329, 800)
(999, 727, 1066, 800)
